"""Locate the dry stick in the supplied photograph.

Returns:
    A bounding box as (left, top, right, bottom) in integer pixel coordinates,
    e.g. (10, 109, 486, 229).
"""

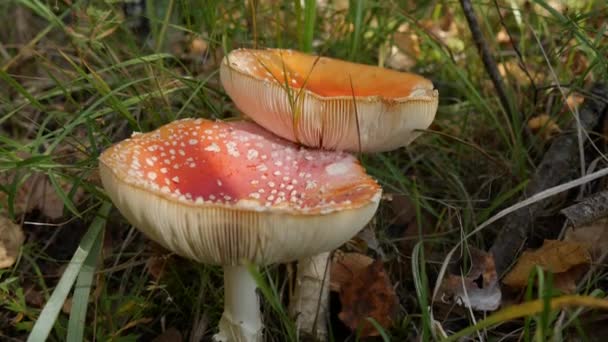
(459, 0, 514, 121)
(561, 190, 608, 227)
(490, 83, 608, 277)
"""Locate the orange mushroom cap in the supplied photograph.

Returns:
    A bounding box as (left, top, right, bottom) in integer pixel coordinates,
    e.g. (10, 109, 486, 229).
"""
(99, 119, 381, 265)
(220, 48, 438, 152)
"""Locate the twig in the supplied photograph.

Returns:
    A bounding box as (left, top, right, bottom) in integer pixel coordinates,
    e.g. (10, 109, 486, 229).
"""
(489, 83, 608, 277)
(459, 0, 514, 120)
(561, 190, 608, 227)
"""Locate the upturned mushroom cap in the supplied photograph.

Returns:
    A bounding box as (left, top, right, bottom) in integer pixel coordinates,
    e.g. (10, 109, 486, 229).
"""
(220, 48, 438, 152)
(99, 119, 381, 265)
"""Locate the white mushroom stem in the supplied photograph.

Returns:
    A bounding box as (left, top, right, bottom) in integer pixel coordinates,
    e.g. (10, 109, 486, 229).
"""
(213, 265, 263, 342)
(289, 252, 331, 340)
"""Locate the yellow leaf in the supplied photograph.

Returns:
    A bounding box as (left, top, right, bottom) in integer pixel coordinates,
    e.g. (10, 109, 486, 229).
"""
(0, 216, 24, 269)
(503, 240, 590, 291)
(527, 114, 561, 140)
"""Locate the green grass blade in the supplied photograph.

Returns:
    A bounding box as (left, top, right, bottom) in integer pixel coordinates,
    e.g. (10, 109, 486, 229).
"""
(46, 172, 81, 218)
(66, 223, 104, 342)
(0, 70, 44, 111)
(155, 0, 176, 52)
(27, 202, 111, 342)
(246, 263, 297, 340)
(349, 0, 365, 61)
(301, 0, 316, 53)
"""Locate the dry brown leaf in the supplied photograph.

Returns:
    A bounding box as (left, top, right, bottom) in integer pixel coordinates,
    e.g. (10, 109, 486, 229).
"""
(528, 114, 561, 140)
(503, 240, 590, 293)
(566, 93, 585, 110)
(552, 264, 587, 294)
(351, 224, 384, 257)
(146, 242, 173, 280)
(146, 256, 170, 281)
(189, 37, 208, 55)
(386, 26, 421, 71)
(564, 218, 608, 261)
(152, 327, 183, 342)
(338, 259, 399, 337)
(0, 171, 84, 219)
(385, 45, 416, 71)
(63, 297, 73, 314)
(24, 285, 45, 308)
(438, 248, 502, 311)
(498, 60, 540, 87)
(420, 11, 462, 53)
(330, 252, 374, 292)
(0, 216, 25, 268)
(496, 28, 511, 45)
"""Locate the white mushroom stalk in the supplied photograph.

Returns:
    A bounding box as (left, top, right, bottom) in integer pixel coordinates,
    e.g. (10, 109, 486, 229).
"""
(289, 252, 331, 340)
(214, 265, 263, 341)
(98, 119, 382, 342)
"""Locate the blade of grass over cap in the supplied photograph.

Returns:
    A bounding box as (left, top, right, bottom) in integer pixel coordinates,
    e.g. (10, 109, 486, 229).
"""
(27, 202, 111, 342)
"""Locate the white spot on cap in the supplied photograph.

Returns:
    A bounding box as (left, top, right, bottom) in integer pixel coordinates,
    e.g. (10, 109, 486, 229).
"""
(226, 141, 240, 157)
(306, 180, 317, 190)
(325, 161, 350, 176)
(172, 176, 180, 183)
(247, 149, 259, 160)
(189, 139, 198, 145)
(257, 164, 268, 172)
(205, 143, 220, 152)
(147, 172, 157, 180)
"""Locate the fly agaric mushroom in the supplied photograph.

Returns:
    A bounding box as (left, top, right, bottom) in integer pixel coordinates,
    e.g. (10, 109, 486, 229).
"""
(220, 48, 438, 152)
(221, 48, 439, 339)
(98, 118, 381, 342)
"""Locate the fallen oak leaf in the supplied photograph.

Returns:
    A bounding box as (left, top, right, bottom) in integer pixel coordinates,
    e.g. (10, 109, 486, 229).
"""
(146, 241, 173, 281)
(503, 240, 590, 293)
(564, 218, 608, 261)
(338, 259, 399, 337)
(438, 248, 501, 311)
(152, 327, 183, 342)
(351, 224, 384, 257)
(0, 215, 25, 268)
(330, 252, 374, 292)
(0, 171, 84, 220)
(528, 114, 561, 141)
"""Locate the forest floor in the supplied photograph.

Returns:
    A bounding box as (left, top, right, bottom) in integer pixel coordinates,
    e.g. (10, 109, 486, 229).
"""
(1, 1, 608, 341)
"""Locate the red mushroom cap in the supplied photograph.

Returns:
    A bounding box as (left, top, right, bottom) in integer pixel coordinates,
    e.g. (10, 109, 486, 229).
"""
(99, 119, 381, 265)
